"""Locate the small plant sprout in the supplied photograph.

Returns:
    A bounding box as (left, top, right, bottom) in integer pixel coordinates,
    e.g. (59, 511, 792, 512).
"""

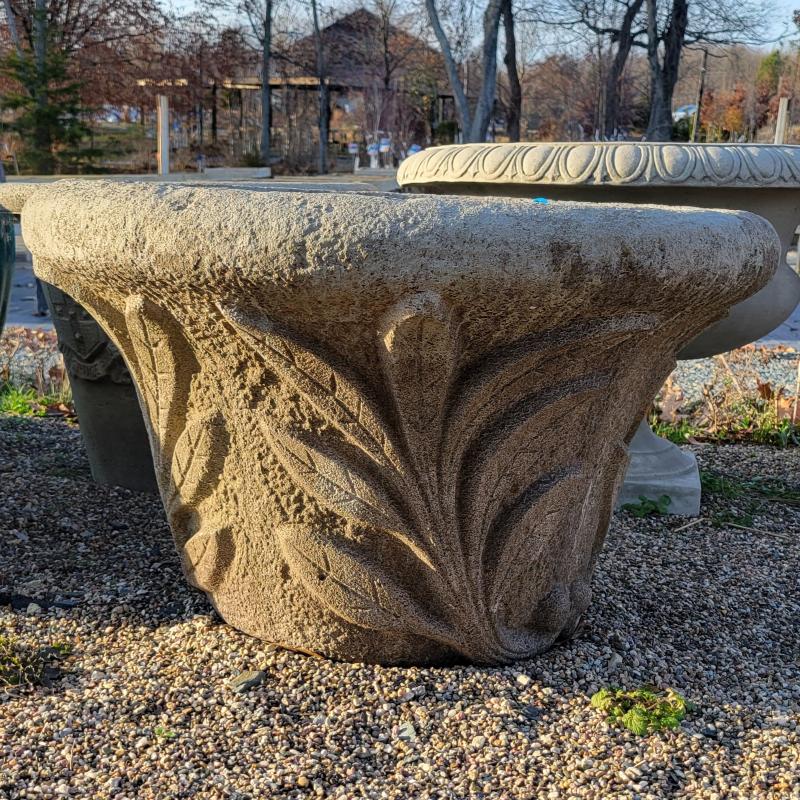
(154, 726, 177, 740)
(590, 686, 691, 735)
(0, 634, 45, 688)
(621, 494, 672, 518)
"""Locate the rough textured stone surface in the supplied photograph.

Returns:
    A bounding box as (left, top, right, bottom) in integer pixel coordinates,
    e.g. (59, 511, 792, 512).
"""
(0, 182, 39, 214)
(23, 180, 778, 664)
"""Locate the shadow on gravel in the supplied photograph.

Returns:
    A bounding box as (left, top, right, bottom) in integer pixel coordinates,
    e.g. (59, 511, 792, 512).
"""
(0, 416, 214, 631)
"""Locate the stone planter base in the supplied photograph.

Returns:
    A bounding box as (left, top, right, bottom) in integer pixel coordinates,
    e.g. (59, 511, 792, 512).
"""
(0, 210, 14, 330)
(614, 421, 701, 516)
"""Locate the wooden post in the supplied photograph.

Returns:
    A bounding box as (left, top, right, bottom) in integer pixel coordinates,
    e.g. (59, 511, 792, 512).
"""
(156, 94, 169, 176)
(690, 49, 708, 143)
(774, 96, 790, 145)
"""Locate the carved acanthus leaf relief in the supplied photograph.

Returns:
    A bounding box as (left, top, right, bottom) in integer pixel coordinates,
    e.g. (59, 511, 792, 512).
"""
(397, 142, 800, 189)
(276, 523, 457, 645)
(124, 295, 229, 587)
(224, 296, 659, 663)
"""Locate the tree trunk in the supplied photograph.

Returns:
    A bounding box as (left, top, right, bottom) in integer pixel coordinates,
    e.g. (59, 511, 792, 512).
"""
(690, 48, 707, 142)
(645, 0, 688, 141)
(211, 82, 218, 144)
(502, 0, 522, 141)
(470, 0, 504, 142)
(3, 0, 22, 55)
(425, 0, 472, 136)
(311, 0, 328, 174)
(259, 0, 273, 168)
(33, 0, 52, 172)
(603, 0, 643, 138)
(238, 89, 244, 146)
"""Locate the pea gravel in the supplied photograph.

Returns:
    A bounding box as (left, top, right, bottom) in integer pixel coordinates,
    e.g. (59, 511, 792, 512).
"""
(0, 416, 798, 800)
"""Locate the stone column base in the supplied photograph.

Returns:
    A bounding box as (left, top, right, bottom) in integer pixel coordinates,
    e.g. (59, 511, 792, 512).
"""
(617, 420, 701, 517)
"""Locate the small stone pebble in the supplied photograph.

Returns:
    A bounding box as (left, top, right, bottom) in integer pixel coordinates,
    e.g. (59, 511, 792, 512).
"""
(228, 669, 266, 693)
(607, 652, 623, 672)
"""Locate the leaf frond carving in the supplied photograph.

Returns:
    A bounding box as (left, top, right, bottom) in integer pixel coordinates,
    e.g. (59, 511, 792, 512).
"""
(378, 291, 459, 489)
(220, 303, 406, 474)
(182, 526, 235, 591)
(276, 523, 457, 646)
(265, 422, 431, 567)
(124, 295, 185, 459)
(486, 466, 583, 610)
(168, 412, 227, 516)
(442, 314, 658, 479)
(453, 373, 610, 572)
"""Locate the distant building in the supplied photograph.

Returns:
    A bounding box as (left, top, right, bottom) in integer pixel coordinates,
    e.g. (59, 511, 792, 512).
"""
(223, 8, 455, 165)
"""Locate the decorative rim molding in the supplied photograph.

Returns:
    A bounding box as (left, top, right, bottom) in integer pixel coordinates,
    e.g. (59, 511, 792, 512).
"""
(397, 143, 800, 189)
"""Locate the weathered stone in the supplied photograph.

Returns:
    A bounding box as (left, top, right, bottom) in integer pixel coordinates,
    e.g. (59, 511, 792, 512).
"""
(23, 181, 778, 664)
(398, 142, 800, 515)
(228, 669, 266, 693)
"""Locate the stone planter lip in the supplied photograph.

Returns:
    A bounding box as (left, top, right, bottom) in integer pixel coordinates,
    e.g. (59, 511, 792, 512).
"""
(397, 142, 800, 190)
(22, 180, 779, 305)
(0, 179, 384, 217)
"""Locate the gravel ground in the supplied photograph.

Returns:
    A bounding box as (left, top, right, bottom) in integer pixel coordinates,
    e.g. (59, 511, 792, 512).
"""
(0, 327, 63, 389)
(672, 348, 799, 404)
(0, 416, 798, 800)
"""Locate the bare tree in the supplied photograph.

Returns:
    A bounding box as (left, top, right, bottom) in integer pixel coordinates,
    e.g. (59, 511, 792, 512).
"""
(527, 0, 645, 138)
(241, 0, 274, 166)
(528, 0, 772, 140)
(502, 0, 522, 140)
(310, 0, 328, 173)
(643, 0, 772, 140)
(425, 0, 504, 141)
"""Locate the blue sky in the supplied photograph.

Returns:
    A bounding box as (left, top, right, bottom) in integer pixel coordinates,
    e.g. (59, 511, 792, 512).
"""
(769, 0, 797, 43)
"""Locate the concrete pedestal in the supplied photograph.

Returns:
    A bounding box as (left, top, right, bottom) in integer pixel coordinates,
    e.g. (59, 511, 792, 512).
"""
(615, 421, 701, 516)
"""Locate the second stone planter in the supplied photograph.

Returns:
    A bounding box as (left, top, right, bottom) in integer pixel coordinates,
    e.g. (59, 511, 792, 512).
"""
(398, 142, 800, 515)
(23, 181, 778, 664)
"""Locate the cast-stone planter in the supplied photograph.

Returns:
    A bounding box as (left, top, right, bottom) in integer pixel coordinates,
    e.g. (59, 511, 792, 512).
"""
(398, 143, 800, 516)
(0, 208, 14, 331)
(23, 181, 778, 664)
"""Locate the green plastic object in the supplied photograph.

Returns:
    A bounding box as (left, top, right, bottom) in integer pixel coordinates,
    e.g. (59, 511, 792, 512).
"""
(0, 210, 14, 332)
